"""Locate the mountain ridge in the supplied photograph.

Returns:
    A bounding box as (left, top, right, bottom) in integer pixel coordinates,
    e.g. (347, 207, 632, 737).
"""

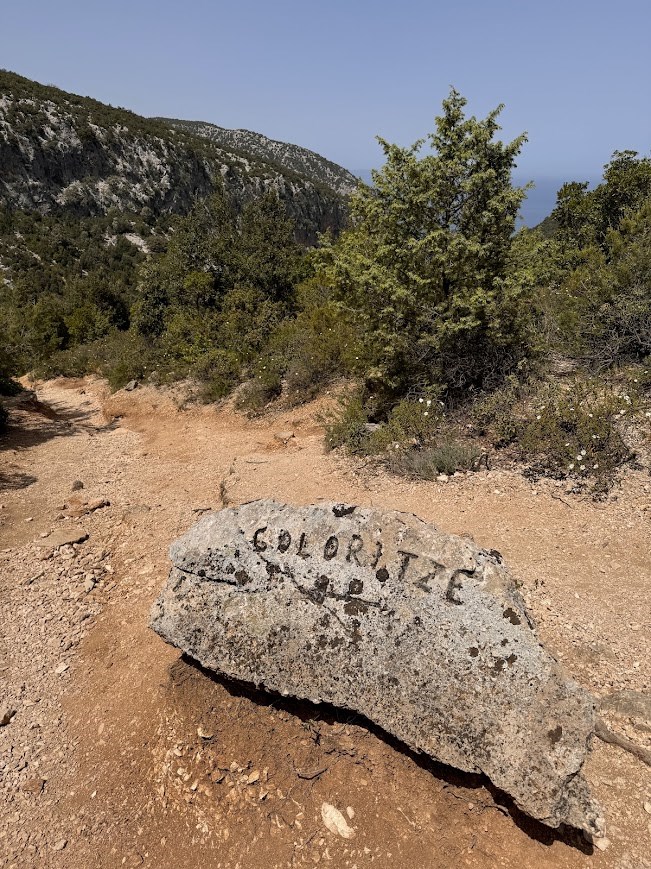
(160, 118, 359, 197)
(0, 69, 351, 242)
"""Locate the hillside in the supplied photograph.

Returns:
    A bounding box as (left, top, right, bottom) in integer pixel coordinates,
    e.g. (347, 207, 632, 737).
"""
(0, 70, 350, 242)
(162, 118, 358, 197)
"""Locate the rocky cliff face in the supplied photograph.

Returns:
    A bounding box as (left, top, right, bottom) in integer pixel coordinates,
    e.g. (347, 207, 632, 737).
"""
(163, 118, 358, 197)
(0, 71, 350, 242)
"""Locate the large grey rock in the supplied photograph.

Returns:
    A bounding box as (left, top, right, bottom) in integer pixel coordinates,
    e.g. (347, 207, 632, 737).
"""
(150, 500, 604, 835)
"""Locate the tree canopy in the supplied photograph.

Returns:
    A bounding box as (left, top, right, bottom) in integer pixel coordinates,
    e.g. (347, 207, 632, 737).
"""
(320, 89, 530, 403)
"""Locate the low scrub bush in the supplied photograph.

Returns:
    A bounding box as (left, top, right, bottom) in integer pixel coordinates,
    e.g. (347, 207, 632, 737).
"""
(193, 349, 241, 403)
(322, 395, 370, 453)
(323, 375, 641, 493)
(389, 442, 482, 479)
(235, 358, 283, 414)
(470, 375, 524, 447)
(518, 381, 634, 490)
(365, 397, 442, 452)
(37, 342, 99, 379)
(159, 311, 214, 371)
(39, 330, 158, 391)
(323, 395, 443, 457)
(100, 332, 158, 391)
(269, 303, 364, 405)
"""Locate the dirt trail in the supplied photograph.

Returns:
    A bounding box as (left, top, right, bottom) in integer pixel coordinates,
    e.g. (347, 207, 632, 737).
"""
(0, 377, 649, 869)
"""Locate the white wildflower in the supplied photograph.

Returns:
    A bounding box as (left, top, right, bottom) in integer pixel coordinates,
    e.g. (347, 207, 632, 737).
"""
(568, 463, 575, 470)
(580, 464, 586, 471)
(419, 398, 424, 403)
(593, 463, 599, 469)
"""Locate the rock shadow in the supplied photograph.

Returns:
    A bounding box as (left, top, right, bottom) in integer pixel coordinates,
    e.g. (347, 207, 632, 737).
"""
(0, 391, 118, 454)
(0, 469, 38, 490)
(173, 653, 593, 855)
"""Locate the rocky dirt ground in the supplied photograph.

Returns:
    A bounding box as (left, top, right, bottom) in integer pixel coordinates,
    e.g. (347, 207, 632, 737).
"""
(0, 377, 649, 869)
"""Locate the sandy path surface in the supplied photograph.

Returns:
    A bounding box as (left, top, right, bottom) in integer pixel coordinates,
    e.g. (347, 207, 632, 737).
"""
(0, 377, 649, 868)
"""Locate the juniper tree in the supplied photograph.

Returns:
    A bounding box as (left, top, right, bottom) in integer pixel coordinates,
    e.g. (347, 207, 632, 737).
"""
(322, 89, 530, 404)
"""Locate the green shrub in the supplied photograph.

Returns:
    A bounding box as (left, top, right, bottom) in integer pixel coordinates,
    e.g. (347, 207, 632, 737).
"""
(518, 382, 633, 489)
(322, 396, 370, 453)
(147, 234, 168, 255)
(321, 374, 639, 493)
(389, 442, 482, 479)
(323, 394, 443, 456)
(218, 285, 285, 360)
(235, 358, 283, 414)
(37, 342, 98, 379)
(159, 310, 214, 369)
(38, 330, 156, 389)
(276, 304, 363, 404)
(471, 375, 524, 447)
(323, 393, 483, 481)
(0, 402, 8, 432)
(364, 397, 442, 452)
(64, 303, 113, 346)
(193, 349, 241, 403)
(101, 333, 157, 391)
(550, 199, 651, 368)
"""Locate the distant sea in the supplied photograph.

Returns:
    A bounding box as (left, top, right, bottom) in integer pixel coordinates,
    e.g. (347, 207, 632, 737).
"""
(352, 170, 600, 229)
(513, 176, 600, 227)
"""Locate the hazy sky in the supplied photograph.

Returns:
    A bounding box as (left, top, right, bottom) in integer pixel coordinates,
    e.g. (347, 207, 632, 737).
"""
(1, 0, 649, 186)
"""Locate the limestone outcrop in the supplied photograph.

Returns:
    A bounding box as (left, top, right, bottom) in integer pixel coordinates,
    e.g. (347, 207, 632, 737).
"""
(150, 500, 604, 835)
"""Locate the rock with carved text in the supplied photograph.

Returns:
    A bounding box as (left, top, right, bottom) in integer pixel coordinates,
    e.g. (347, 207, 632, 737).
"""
(150, 500, 604, 835)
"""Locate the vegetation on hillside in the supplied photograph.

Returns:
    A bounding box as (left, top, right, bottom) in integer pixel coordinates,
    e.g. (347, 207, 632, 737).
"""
(319, 89, 531, 406)
(1, 88, 650, 492)
(0, 69, 348, 241)
(163, 118, 358, 196)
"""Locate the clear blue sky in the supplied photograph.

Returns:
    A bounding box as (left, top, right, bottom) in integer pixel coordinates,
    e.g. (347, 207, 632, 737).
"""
(1, 0, 649, 189)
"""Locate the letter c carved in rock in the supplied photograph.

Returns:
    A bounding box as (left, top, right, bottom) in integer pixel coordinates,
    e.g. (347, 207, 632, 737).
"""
(253, 527, 268, 551)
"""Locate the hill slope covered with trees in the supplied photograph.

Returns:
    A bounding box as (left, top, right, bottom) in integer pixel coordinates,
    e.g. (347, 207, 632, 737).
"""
(162, 118, 358, 197)
(1, 84, 650, 494)
(0, 69, 349, 241)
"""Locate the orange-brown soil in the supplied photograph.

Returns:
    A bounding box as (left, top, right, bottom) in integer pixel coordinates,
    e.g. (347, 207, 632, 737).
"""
(0, 377, 649, 868)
